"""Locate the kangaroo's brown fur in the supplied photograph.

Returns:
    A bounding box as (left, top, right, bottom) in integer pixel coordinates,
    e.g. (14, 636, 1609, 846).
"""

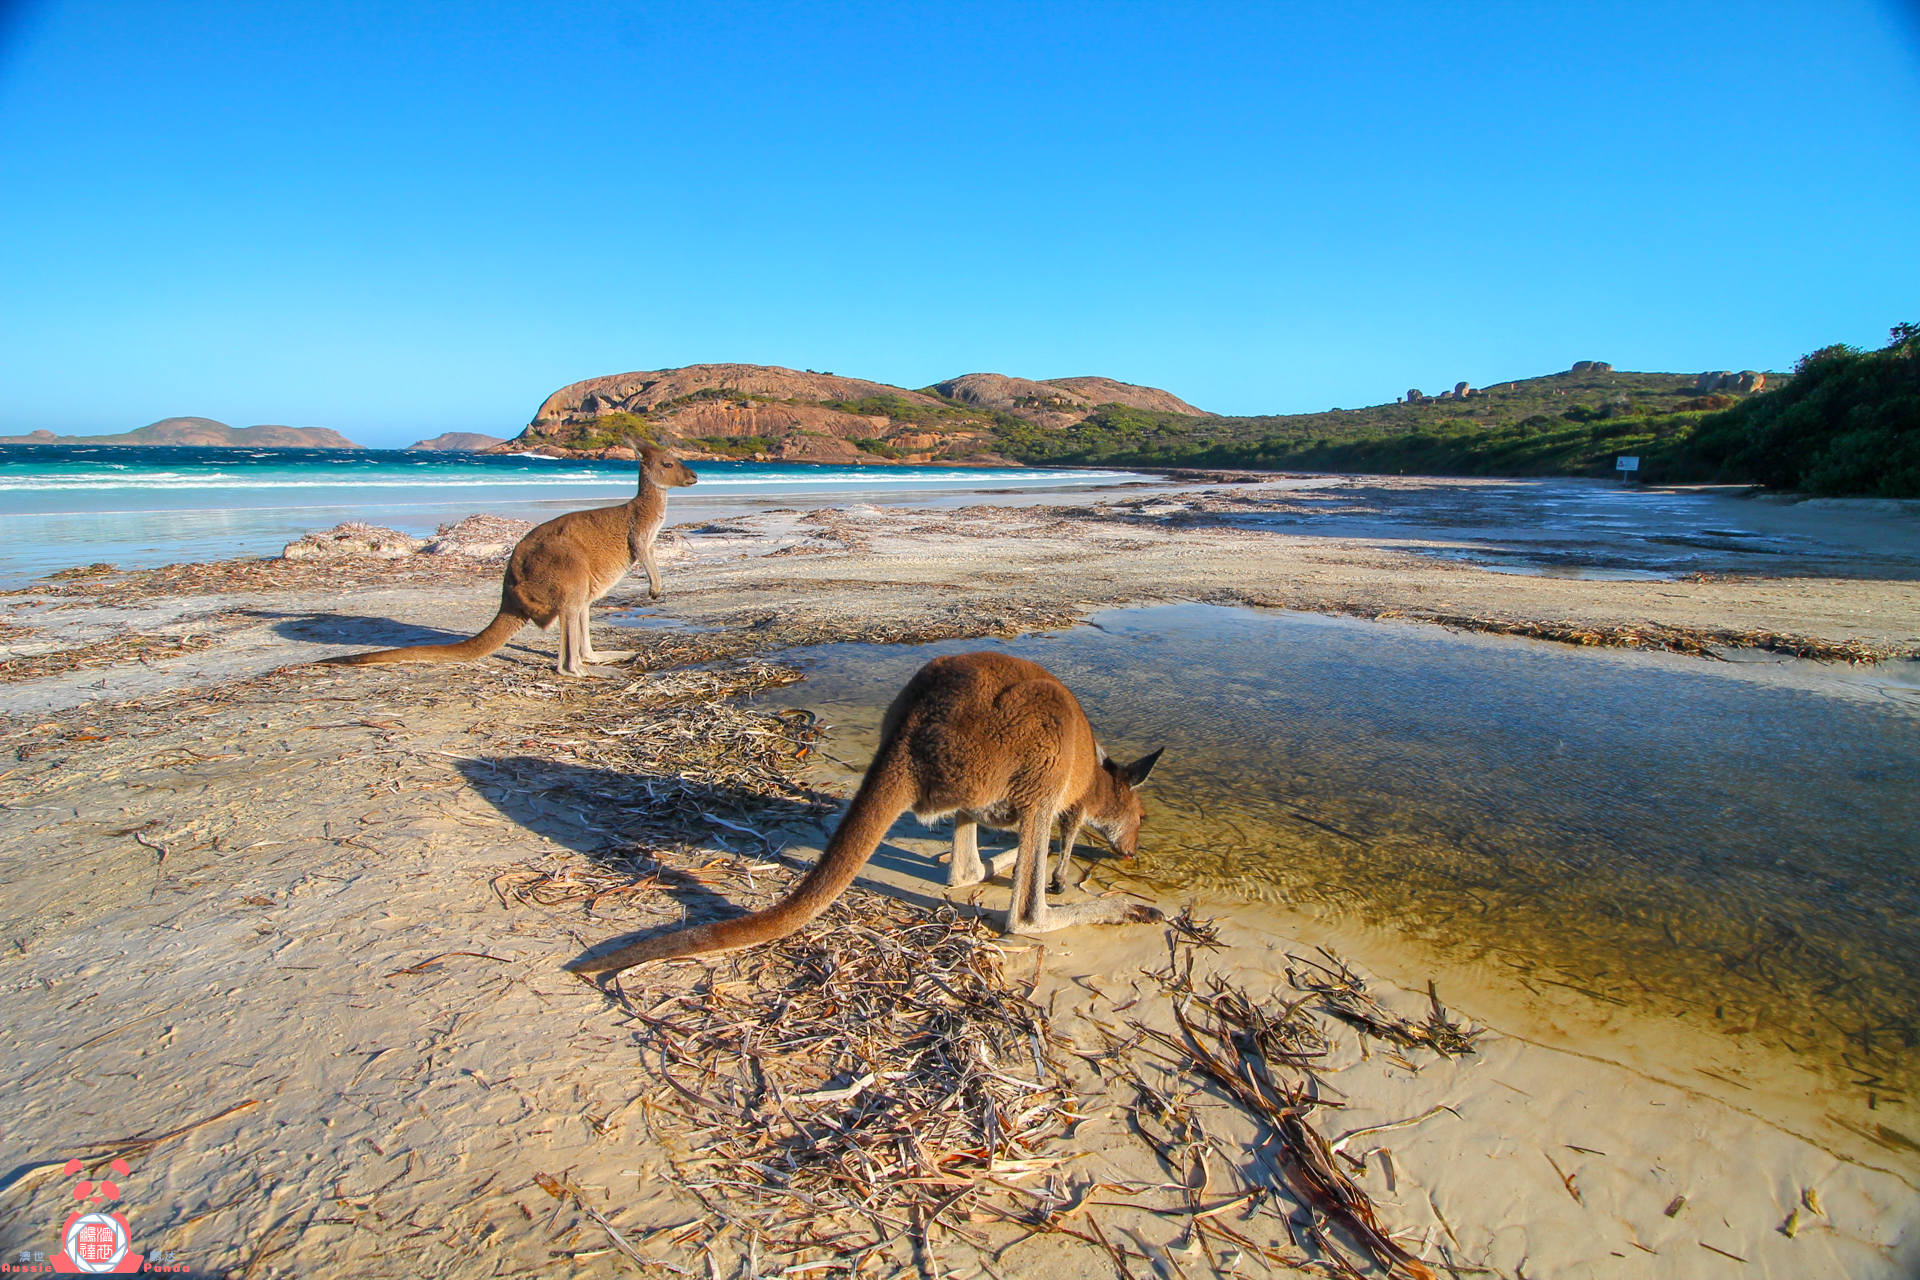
(323, 445, 696, 677)
(567, 651, 1164, 978)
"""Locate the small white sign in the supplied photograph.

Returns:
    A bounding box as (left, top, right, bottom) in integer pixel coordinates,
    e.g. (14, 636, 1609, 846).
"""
(1616, 456, 1640, 471)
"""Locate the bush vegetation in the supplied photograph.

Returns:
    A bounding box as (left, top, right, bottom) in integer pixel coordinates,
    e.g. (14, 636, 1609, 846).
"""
(537, 411, 659, 452)
(982, 330, 1916, 498)
(821, 394, 981, 426)
(688, 435, 774, 458)
(1675, 325, 1919, 496)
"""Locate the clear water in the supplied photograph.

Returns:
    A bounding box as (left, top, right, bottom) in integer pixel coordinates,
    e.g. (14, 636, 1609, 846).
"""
(0, 445, 1145, 584)
(763, 604, 1920, 1106)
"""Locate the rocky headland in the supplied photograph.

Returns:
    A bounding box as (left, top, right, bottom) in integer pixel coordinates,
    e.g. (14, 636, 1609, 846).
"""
(932, 371, 1204, 428)
(487, 362, 1207, 463)
(0, 417, 363, 449)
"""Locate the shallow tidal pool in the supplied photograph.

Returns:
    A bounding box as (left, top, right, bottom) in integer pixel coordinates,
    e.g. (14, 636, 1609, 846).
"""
(755, 603, 1920, 1130)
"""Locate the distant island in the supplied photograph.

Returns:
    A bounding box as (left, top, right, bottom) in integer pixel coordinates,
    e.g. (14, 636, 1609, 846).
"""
(0, 417, 363, 449)
(406, 432, 506, 452)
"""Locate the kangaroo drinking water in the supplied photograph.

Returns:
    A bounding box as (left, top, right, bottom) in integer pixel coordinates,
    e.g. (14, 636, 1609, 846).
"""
(567, 651, 1165, 978)
(324, 445, 696, 677)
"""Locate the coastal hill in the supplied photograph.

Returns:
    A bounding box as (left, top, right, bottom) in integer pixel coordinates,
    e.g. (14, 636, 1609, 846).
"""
(497, 348, 1915, 496)
(491, 359, 1745, 467)
(932, 373, 1204, 429)
(0, 417, 364, 449)
(493, 362, 1209, 463)
(406, 431, 506, 452)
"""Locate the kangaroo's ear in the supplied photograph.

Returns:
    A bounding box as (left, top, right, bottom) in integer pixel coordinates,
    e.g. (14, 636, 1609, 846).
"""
(1120, 747, 1165, 788)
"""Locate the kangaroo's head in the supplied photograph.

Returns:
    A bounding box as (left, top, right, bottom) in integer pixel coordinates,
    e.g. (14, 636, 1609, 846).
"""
(1088, 746, 1166, 858)
(637, 443, 698, 488)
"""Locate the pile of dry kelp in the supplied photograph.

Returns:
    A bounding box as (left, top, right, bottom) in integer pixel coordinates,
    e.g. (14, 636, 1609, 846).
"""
(591, 887, 1082, 1275)
(0, 631, 220, 683)
(0, 553, 496, 605)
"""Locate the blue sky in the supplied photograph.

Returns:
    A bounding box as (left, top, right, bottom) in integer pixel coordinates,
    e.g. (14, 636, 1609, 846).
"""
(1, 1, 1916, 448)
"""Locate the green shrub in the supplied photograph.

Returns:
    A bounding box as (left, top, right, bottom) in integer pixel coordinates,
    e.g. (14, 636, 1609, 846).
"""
(821, 395, 992, 429)
(1684, 325, 1919, 497)
(538, 412, 659, 451)
(689, 435, 774, 458)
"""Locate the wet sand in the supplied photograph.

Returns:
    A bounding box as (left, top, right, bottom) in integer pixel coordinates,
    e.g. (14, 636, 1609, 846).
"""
(1, 474, 1917, 1277)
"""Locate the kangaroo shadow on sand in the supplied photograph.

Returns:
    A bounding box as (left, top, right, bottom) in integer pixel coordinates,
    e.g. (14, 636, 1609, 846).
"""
(452, 755, 979, 968)
(262, 612, 551, 661)
(269, 612, 468, 649)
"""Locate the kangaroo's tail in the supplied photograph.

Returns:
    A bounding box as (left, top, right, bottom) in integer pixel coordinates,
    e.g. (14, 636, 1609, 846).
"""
(322, 609, 526, 666)
(566, 761, 916, 977)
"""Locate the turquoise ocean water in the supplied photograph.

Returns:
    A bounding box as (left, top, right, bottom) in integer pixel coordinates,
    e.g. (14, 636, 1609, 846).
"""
(0, 445, 1146, 586)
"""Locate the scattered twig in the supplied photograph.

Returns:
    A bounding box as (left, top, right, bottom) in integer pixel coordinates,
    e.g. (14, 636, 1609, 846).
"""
(383, 951, 513, 977)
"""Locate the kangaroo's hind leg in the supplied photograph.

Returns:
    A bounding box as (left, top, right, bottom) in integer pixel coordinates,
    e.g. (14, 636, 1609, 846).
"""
(557, 605, 598, 678)
(1003, 807, 1055, 934)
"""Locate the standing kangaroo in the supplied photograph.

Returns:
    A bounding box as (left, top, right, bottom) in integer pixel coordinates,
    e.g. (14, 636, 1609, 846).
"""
(324, 444, 696, 677)
(567, 651, 1165, 978)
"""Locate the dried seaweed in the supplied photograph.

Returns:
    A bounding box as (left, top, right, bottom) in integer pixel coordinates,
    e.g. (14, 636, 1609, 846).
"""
(41, 562, 120, 580)
(1289, 949, 1483, 1059)
(1, 552, 496, 604)
(575, 864, 1080, 1273)
(0, 631, 219, 683)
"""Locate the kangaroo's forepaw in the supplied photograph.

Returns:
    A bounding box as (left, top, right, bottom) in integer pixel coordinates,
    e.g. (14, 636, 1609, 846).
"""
(648, 588, 663, 601)
(1125, 903, 1164, 923)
